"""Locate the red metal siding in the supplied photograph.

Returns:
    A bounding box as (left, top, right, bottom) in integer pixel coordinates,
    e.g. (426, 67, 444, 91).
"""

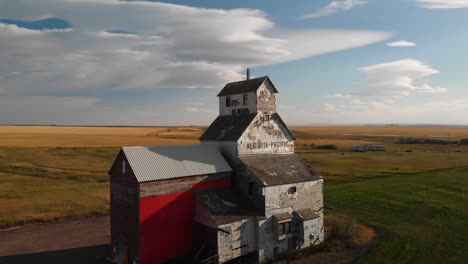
(139, 178, 231, 264)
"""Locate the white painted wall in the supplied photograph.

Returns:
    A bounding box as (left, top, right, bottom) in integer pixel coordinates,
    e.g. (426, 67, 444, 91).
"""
(256, 83, 276, 114)
(237, 114, 294, 156)
(265, 180, 323, 217)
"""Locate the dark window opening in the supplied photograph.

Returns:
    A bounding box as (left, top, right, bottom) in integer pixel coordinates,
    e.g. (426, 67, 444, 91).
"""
(287, 186, 297, 195)
(264, 114, 270, 121)
(248, 181, 255, 195)
(243, 94, 248, 105)
(279, 221, 292, 235)
(226, 96, 231, 107)
(232, 109, 236, 115)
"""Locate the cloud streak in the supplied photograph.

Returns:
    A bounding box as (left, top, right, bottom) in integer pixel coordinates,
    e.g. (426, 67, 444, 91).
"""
(417, 0, 468, 9)
(301, 0, 367, 19)
(386, 40, 416, 47)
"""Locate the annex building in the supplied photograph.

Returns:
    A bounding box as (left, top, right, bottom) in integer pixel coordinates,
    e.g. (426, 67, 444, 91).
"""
(109, 72, 324, 264)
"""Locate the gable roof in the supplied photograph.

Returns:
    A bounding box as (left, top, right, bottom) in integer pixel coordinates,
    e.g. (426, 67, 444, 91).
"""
(217, 76, 278, 97)
(271, 113, 296, 140)
(294, 208, 320, 221)
(239, 154, 321, 186)
(122, 144, 232, 183)
(200, 113, 257, 141)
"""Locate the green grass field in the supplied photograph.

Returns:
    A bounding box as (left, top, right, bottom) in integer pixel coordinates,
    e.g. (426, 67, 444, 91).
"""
(324, 167, 468, 264)
(0, 125, 467, 263)
(296, 141, 468, 263)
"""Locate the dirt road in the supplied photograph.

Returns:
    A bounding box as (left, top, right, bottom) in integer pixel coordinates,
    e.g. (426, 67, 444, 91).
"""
(0, 215, 110, 264)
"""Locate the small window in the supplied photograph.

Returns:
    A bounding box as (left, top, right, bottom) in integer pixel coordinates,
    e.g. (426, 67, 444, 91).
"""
(237, 109, 241, 114)
(243, 94, 248, 105)
(264, 114, 270, 121)
(279, 221, 292, 235)
(287, 186, 297, 195)
(122, 160, 126, 174)
(226, 96, 231, 107)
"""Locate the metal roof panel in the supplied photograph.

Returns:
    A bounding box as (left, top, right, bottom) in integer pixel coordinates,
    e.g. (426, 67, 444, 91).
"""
(122, 144, 232, 183)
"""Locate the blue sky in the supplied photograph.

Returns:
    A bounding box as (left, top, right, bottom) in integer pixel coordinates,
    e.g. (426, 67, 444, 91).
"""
(0, 0, 467, 125)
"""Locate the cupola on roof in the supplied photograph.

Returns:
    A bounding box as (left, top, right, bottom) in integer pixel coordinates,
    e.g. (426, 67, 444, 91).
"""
(217, 76, 278, 97)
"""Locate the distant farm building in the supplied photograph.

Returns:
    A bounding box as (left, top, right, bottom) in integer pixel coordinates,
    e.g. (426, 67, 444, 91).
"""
(352, 144, 385, 152)
(109, 71, 324, 264)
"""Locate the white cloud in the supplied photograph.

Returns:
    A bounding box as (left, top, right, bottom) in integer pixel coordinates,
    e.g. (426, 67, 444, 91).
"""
(302, 0, 367, 19)
(184, 107, 210, 113)
(416, 0, 468, 9)
(306, 98, 468, 125)
(354, 59, 447, 97)
(323, 103, 337, 111)
(0, 0, 392, 125)
(97, 31, 139, 38)
(0, 23, 72, 35)
(0, 0, 390, 96)
(306, 59, 461, 125)
(327, 93, 352, 99)
(386, 40, 416, 47)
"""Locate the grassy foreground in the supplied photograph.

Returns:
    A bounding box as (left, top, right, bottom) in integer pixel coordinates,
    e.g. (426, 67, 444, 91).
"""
(295, 136, 468, 263)
(325, 167, 468, 263)
(1, 125, 468, 263)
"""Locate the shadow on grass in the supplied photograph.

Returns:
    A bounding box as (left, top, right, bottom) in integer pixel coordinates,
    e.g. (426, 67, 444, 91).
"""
(0, 244, 110, 264)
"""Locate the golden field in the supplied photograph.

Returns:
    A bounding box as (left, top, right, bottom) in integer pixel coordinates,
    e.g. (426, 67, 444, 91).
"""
(1, 125, 467, 147)
(0, 126, 201, 147)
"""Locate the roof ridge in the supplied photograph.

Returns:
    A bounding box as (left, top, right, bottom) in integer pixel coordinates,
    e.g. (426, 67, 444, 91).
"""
(225, 76, 268, 85)
(217, 76, 274, 97)
(123, 143, 212, 149)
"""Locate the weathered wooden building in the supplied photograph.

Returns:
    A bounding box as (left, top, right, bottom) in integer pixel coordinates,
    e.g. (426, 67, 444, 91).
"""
(109, 144, 233, 264)
(110, 72, 324, 264)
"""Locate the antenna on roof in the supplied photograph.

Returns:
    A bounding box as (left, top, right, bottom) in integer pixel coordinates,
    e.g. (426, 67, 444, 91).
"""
(246, 68, 250, 80)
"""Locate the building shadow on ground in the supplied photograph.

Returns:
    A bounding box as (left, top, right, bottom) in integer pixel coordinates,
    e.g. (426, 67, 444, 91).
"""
(0, 244, 110, 264)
